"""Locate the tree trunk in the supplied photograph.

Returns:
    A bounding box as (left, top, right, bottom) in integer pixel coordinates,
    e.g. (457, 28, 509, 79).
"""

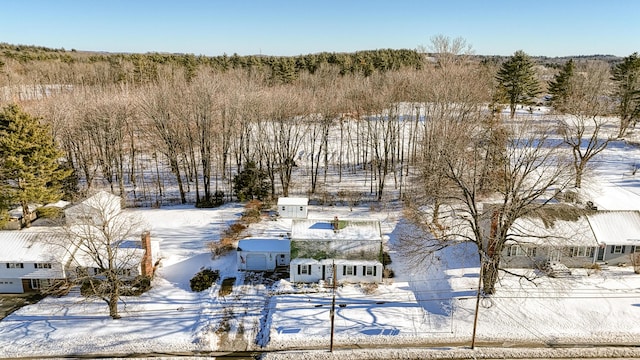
(481, 254, 500, 295)
(108, 282, 121, 319)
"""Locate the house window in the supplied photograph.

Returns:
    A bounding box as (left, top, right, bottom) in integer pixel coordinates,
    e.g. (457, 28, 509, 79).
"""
(343, 265, 356, 276)
(35, 263, 52, 269)
(365, 266, 373, 276)
(298, 265, 311, 275)
(633, 246, 640, 253)
(612, 245, 624, 254)
(30, 279, 50, 289)
(6, 263, 24, 269)
(570, 247, 594, 257)
(363, 265, 377, 277)
(117, 268, 132, 277)
(508, 245, 536, 257)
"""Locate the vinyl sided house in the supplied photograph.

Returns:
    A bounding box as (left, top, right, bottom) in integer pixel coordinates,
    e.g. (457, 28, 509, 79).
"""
(500, 208, 640, 269)
(587, 211, 640, 265)
(237, 238, 290, 272)
(0, 191, 158, 293)
(0, 229, 71, 293)
(502, 214, 598, 268)
(277, 197, 308, 219)
(289, 217, 383, 284)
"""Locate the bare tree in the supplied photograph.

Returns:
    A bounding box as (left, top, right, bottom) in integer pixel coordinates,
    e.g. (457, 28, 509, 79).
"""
(139, 78, 189, 203)
(556, 60, 614, 188)
(409, 117, 572, 294)
(58, 192, 148, 319)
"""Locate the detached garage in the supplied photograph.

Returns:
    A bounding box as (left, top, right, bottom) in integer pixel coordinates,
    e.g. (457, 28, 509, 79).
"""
(237, 238, 291, 272)
(277, 197, 308, 219)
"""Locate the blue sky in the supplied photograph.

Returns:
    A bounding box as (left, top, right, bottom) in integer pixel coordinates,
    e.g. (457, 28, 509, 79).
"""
(2, 0, 638, 57)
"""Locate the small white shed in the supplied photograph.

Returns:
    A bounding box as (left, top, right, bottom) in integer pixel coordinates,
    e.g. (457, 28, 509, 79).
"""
(277, 197, 308, 219)
(237, 238, 291, 272)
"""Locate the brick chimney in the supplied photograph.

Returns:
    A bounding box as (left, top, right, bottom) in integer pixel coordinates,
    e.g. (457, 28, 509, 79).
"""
(140, 231, 153, 277)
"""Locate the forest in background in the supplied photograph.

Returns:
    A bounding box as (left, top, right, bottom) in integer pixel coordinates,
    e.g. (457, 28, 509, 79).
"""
(0, 41, 632, 208)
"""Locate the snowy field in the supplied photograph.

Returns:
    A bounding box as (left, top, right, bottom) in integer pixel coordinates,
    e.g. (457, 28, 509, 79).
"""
(1, 109, 640, 358)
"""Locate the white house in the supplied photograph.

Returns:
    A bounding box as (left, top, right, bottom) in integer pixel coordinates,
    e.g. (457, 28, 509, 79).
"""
(0, 229, 71, 293)
(0, 229, 159, 294)
(237, 238, 290, 271)
(64, 191, 122, 225)
(277, 197, 308, 219)
(290, 258, 382, 284)
(289, 218, 384, 284)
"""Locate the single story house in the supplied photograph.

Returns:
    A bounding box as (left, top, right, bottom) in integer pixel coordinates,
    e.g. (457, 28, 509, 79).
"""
(277, 197, 308, 219)
(237, 238, 291, 272)
(290, 258, 383, 284)
(501, 214, 598, 268)
(498, 208, 640, 269)
(289, 217, 384, 284)
(290, 217, 382, 261)
(587, 211, 640, 265)
(0, 229, 71, 293)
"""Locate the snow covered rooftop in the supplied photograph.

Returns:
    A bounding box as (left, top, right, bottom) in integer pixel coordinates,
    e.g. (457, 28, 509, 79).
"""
(277, 197, 308, 206)
(0, 229, 71, 263)
(237, 238, 290, 252)
(291, 218, 381, 242)
(508, 214, 597, 247)
(587, 211, 640, 246)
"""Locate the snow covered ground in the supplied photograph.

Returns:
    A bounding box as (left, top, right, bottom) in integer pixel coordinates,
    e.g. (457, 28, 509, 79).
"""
(1, 111, 640, 358)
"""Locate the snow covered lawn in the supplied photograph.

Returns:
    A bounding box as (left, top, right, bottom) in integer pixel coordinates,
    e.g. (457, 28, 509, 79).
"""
(0, 187, 640, 357)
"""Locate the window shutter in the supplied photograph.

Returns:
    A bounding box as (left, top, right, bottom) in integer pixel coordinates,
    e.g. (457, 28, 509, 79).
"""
(611, 246, 614, 254)
(343, 265, 347, 275)
(373, 266, 377, 277)
(363, 266, 366, 276)
(622, 246, 625, 254)
(298, 264, 301, 274)
(308, 265, 311, 275)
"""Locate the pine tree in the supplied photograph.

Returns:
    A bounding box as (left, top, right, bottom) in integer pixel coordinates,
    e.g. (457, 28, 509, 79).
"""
(548, 59, 575, 113)
(612, 52, 640, 138)
(232, 161, 270, 202)
(0, 104, 72, 227)
(495, 50, 541, 118)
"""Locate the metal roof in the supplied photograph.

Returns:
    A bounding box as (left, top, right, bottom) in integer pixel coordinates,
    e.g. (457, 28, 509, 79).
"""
(586, 211, 640, 246)
(0, 229, 72, 263)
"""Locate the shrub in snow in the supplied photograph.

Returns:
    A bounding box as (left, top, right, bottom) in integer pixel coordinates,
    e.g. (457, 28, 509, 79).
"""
(190, 269, 220, 292)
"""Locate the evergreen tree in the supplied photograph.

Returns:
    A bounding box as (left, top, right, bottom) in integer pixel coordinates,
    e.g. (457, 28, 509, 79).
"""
(494, 50, 541, 118)
(0, 104, 72, 227)
(612, 52, 640, 138)
(548, 59, 575, 113)
(232, 161, 270, 202)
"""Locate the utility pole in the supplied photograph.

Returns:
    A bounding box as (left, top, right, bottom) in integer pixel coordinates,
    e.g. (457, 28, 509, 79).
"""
(330, 261, 336, 352)
(471, 264, 483, 349)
